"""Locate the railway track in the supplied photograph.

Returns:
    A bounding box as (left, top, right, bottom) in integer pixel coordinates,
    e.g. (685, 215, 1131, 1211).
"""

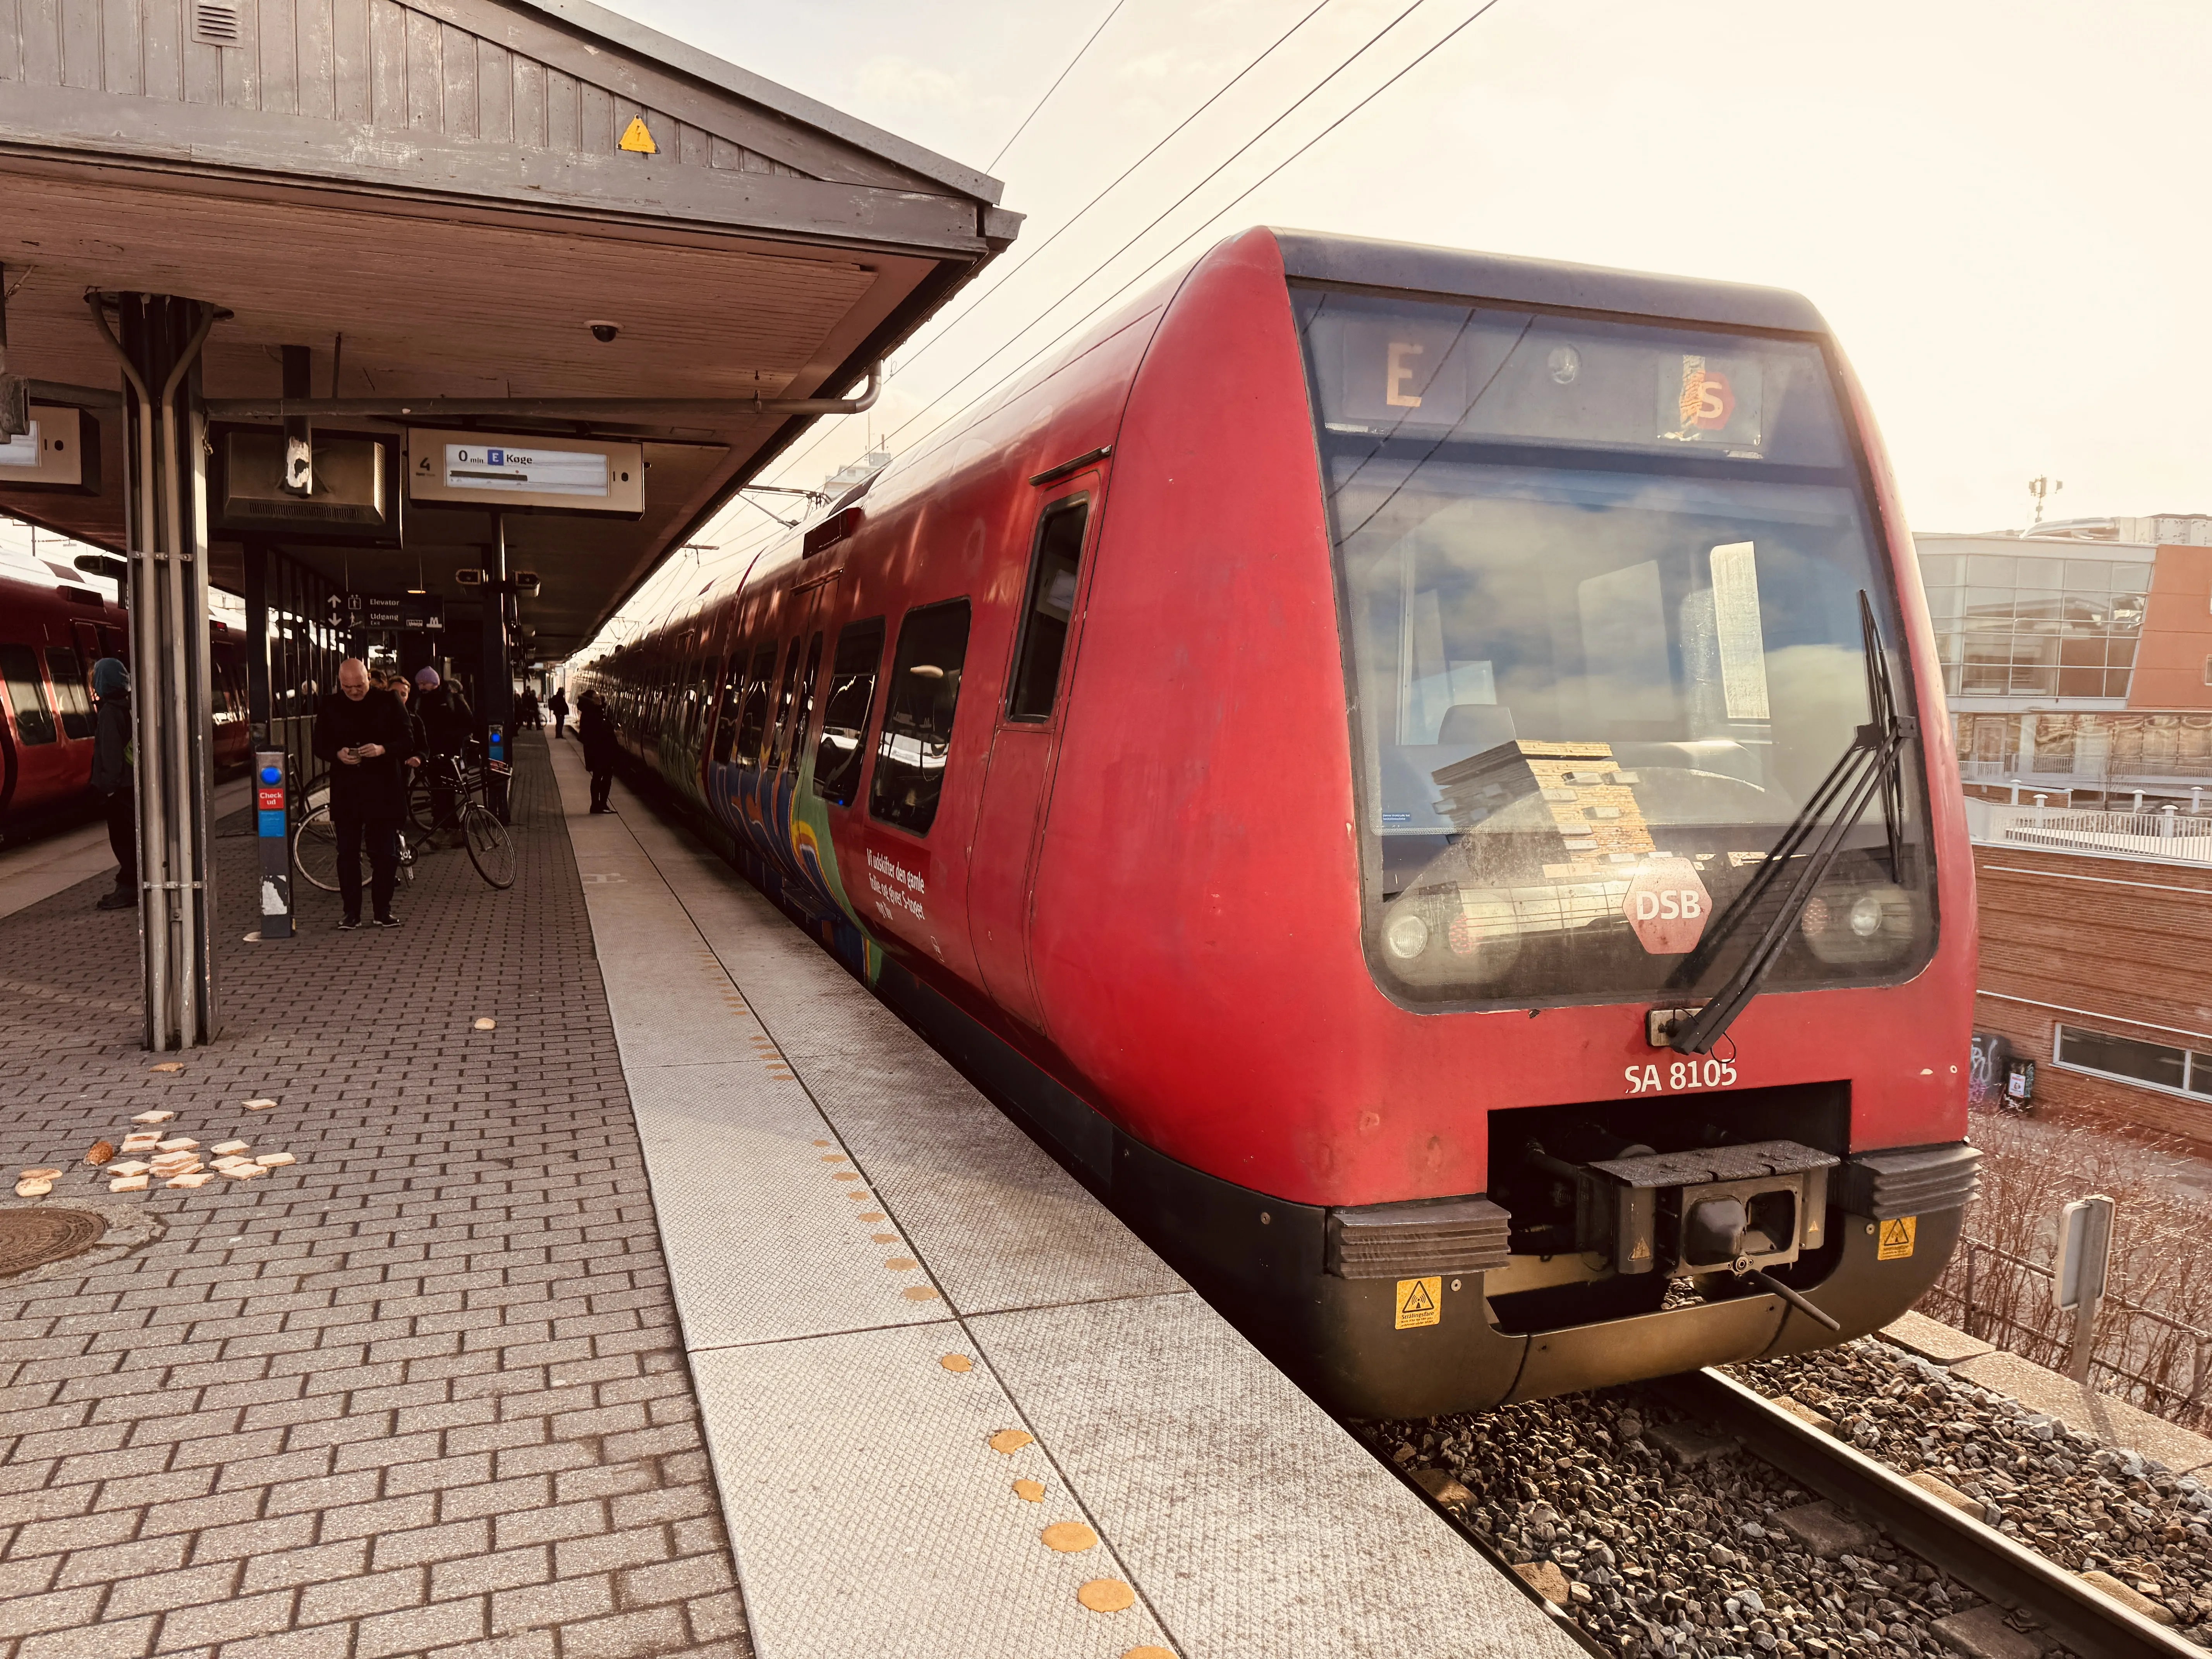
(1660, 1369, 2202, 1659)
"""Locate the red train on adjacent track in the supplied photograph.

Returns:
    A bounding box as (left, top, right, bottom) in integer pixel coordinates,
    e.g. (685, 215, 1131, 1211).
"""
(0, 563, 251, 843)
(577, 228, 1979, 1416)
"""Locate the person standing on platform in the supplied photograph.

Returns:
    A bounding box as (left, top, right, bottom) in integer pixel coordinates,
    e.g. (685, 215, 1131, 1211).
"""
(548, 685, 569, 740)
(578, 689, 617, 814)
(519, 686, 541, 728)
(414, 667, 475, 847)
(90, 658, 136, 912)
(314, 658, 417, 929)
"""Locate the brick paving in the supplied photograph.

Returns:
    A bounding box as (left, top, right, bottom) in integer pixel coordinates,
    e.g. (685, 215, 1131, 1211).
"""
(0, 733, 751, 1659)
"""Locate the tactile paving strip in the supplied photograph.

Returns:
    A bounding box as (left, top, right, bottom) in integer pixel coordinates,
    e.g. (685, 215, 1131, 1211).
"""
(972, 1293, 1589, 1657)
(795, 1046, 1188, 1317)
(692, 1322, 1174, 1659)
(623, 1061, 951, 1349)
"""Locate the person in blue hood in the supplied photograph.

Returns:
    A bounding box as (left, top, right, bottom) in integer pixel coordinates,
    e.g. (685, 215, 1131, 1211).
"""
(90, 658, 136, 912)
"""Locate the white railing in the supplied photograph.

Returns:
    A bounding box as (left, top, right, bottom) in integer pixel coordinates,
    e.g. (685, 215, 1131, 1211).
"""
(1970, 802, 2212, 866)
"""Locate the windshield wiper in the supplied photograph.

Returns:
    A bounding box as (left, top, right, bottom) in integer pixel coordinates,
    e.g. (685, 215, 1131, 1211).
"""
(1665, 591, 1916, 1056)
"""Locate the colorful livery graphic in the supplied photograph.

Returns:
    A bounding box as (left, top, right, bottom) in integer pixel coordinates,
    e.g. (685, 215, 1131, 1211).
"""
(575, 229, 1978, 1417)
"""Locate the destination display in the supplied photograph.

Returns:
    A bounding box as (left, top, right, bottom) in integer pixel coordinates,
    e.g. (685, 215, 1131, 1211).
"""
(406, 429, 644, 516)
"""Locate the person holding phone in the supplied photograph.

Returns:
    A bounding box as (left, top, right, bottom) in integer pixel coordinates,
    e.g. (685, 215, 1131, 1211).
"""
(313, 657, 419, 929)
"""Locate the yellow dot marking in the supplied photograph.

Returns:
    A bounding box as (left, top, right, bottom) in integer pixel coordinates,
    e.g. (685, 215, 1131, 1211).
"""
(858, 1212, 885, 1223)
(473, 1018, 496, 1030)
(884, 1257, 917, 1271)
(812, 1140, 830, 1147)
(847, 1192, 870, 1202)
(988, 1429, 1033, 1455)
(1125, 1649, 1177, 1659)
(1078, 1580, 1135, 1613)
(901, 1285, 941, 1302)
(939, 1355, 972, 1374)
(1042, 1522, 1098, 1553)
(1012, 1478, 1044, 1502)
(832, 1171, 859, 1181)
(820, 1154, 847, 1163)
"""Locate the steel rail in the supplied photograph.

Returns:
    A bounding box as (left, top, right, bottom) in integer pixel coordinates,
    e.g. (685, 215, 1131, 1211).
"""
(1660, 1368, 2201, 1659)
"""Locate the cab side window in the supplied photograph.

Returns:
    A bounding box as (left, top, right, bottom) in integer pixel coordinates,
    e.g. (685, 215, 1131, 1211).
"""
(870, 601, 972, 836)
(813, 618, 885, 807)
(0, 645, 57, 745)
(45, 647, 93, 739)
(1008, 499, 1089, 720)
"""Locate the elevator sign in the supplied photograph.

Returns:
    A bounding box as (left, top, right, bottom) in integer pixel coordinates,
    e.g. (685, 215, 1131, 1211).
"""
(405, 429, 645, 516)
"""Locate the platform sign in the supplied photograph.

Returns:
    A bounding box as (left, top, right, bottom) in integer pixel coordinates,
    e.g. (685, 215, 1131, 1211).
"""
(405, 428, 644, 516)
(254, 753, 292, 940)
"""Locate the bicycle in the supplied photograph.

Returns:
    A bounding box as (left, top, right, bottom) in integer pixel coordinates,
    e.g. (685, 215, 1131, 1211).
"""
(292, 807, 417, 895)
(413, 744, 516, 891)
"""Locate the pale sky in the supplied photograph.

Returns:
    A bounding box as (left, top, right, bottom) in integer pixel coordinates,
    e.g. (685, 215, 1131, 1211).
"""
(582, 0, 2212, 651)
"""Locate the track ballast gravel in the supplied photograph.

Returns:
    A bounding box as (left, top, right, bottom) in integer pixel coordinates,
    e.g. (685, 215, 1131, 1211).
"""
(1364, 1335, 2212, 1659)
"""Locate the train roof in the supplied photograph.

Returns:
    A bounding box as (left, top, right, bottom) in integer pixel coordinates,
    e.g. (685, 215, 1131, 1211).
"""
(1268, 229, 1830, 337)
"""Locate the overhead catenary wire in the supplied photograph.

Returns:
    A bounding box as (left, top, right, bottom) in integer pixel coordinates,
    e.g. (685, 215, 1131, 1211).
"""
(893, 0, 1336, 381)
(716, 0, 1347, 519)
(883, 0, 1510, 467)
(591, 0, 1510, 659)
(988, 0, 1132, 172)
(882, 0, 1437, 447)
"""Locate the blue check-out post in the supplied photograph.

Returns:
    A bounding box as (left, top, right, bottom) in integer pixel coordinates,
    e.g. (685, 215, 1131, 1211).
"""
(254, 751, 292, 940)
(485, 722, 510, 824)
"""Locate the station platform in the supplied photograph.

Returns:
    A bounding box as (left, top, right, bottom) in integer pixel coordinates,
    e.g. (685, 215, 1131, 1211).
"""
(0, 730, 1583, 1659)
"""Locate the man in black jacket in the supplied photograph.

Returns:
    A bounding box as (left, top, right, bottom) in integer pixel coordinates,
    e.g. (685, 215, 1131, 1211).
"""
(314, 658, 419, 928)
(578, 689, 618, 813)
(90, 658, 136, 912)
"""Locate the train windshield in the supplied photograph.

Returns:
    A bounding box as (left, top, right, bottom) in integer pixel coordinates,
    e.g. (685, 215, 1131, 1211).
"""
(1293, 287, 1936, 1008)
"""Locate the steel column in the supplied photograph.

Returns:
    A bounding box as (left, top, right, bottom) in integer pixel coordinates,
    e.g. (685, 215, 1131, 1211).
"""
(483, 512, 513, 823)
(93, 293, 220, 1049)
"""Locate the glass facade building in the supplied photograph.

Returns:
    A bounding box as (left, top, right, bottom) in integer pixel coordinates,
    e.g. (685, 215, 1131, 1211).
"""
(1921, 532, 2212, 799)
(1921, 540, 2148, 701)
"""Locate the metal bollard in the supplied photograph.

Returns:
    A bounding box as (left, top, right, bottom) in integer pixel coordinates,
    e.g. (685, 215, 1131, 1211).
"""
(2054, 1195, 2115, 1385)
(252, 750, 292, 941)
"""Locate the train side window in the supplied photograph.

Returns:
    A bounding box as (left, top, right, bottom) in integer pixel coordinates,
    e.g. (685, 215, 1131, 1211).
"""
(710, 656, 745, 764)
(735, 643, 779, 763)
(45, 647, 94, 739)
(871, 601, 972, 836)
(784, 632, 824, 771)
(1008, 498, 1089, 721)
(813, 617, 886, 807)
(98, 625, 125, 660)
(765, 640, 805, 771)
(0, 645, 58, 745)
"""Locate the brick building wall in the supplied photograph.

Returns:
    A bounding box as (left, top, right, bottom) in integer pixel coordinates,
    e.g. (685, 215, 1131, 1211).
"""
(1972, 843, 2212, 1144)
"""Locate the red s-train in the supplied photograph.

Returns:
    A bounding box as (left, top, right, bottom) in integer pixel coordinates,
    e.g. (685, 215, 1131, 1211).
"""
(577, 228, 1978, 1417)
(0, 563, 251, 842)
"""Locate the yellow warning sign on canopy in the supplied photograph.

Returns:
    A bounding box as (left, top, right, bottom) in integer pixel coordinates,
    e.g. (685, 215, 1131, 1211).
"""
(619, 115, 658, 155)
(1395, 1276, 1441, 1330)
(1877, 1216, 1917, 1261)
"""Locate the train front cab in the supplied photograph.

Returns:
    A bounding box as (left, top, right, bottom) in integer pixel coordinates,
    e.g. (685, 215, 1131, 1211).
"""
(1006, 230, 1981, 1421)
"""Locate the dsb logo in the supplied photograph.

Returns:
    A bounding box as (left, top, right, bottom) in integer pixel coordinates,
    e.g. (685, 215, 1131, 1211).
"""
(1635, 888, 1701, 922)
(1623, 863, 1712, 956)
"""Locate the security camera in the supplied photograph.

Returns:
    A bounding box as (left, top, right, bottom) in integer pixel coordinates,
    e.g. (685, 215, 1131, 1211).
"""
(587, 321, 620, 344)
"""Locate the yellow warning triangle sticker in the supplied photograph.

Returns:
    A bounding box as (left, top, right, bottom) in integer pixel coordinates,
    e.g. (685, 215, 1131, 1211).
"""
(1401, 1279, 1436, 1314)
(619, 115, 658, 155)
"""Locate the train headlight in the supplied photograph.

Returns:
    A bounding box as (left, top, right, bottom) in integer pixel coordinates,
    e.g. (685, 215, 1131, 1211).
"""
(1800, 883, 1917, 964)
(1384, 913, 1430, 960)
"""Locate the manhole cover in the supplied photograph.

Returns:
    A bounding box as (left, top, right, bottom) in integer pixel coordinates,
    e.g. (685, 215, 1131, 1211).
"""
(0, 1208, 108, 1278)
